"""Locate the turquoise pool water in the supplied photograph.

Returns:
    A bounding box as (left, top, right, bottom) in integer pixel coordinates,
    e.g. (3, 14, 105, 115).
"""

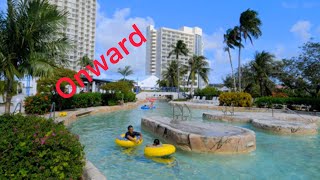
(70, 102, 320, 180)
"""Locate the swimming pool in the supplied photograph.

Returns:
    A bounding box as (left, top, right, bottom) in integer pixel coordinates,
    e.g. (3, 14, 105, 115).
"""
(70, 102, 320, 179)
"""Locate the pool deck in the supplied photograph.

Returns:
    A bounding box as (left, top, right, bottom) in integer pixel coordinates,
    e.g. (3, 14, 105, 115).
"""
(43, 100, 146, 126)
(203, 111, 319, 135)
(141, 116, 256, 154)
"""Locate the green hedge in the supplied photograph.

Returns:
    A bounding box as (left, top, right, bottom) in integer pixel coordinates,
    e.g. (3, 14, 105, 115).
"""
(73, 93, 102, 108)
(24, 94, 51, 115)
(0, 114, 84, 179)
(219, 92, 253, 107)
(255, 97, 320, 111)
(194, 87, 220, 100)
(25, 92, 136, 115)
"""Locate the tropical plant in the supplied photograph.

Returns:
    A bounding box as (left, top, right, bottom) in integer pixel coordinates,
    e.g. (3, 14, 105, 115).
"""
(156, 79, 168, 87)
(0, 114, 85, 179)
(250, 51, 275, 96)
(168, 40, 189, 97)
(277, 41, 320, 97)
(101, 81, 133, 93)
(0, 0, 69, 113)
(223, 51, 278, 97)
(162, 60, 178, 87)
(237, 9, 262, 91)
(77, 54, 93, 69)
(186, 55, 210, 95)
(219, 92, 253, 107)
(37, 68, 78, 93)
(117, 65, 133, 80)
(223, 27, 242, 91)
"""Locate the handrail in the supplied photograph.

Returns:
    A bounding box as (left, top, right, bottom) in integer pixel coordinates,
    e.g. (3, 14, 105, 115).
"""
(229, 103, 234, 116)
(183, 103, 192, 120)
(284, 107, 309, 122)
(171, 103, 192, 121)
(12, 102, 22, 114)
(222, 103, 227, 115)
(49, 102, 56, 120)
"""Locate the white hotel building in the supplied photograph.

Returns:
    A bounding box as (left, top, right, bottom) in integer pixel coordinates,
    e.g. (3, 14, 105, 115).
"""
(19, 0, 97, 97)
(145, 25, 207, 88)
(48, 0, 96, 71)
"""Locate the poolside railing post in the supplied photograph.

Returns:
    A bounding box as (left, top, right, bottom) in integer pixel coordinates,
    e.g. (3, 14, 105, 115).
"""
(172, 104, 175, 121)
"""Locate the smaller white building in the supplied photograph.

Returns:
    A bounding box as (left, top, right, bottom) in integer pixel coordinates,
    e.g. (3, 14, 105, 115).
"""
(138, 75, 159, 90)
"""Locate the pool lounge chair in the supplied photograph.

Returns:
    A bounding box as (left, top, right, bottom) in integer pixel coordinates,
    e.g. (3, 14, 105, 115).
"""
(200, 96, 206, 103)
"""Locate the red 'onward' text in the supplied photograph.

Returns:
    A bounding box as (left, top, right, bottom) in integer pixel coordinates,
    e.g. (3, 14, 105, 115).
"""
(56, 24, 147, 98)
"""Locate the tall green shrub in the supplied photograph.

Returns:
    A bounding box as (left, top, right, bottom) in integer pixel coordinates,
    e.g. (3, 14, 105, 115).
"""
(0, 114, 84, 179)
(194, 87, 220, 100)
(219, 92, 253, 107)
(24, 94, 51, 114)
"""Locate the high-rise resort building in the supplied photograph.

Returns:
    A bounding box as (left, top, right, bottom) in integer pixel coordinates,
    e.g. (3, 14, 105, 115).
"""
(145, 25, 206, 88)
(48, 0, 96, 71)
(17, 0, 97, 97)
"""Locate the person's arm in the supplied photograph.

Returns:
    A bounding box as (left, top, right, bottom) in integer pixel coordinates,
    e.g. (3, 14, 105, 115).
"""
(138, 132, 143, 139)
(126, 135, 135, 141)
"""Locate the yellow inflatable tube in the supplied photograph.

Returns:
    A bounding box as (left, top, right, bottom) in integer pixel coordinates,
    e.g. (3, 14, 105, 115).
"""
(144, 144, 176, 157)
(115, 134, 143, 148)
(146, 156, 175, 164)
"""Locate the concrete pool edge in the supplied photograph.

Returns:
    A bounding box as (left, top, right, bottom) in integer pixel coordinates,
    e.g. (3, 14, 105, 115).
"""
(50, 100, 147, 126)
(141, 116, 256, 154)
(203, 112, 319, 135)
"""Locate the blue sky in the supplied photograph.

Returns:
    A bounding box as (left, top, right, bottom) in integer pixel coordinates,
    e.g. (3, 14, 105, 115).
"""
(1, 0, 320, 83)
(95, 0, 320, 83)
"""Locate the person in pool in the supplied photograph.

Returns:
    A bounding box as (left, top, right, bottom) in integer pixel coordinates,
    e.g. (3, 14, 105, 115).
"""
(149, 101, 154, 108)
(147, 139, 162, 147)
(125, 125, 143, 143)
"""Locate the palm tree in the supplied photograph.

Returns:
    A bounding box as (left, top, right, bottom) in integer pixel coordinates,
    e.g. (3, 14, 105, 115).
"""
(77, 55, 93, 69)
(187, 55, 210, 96)
(162, 60, 178, 87)
(250, 51, 275, 96)
(237, 9, 262, 91)
(223, 27, 242, 91)
(0, 0, 69, 113)
(168, 40, 189, 98)
(117, 65, 133, 80)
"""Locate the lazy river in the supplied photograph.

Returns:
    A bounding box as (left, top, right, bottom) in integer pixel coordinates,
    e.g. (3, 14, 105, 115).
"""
(70, 102, 320, 179)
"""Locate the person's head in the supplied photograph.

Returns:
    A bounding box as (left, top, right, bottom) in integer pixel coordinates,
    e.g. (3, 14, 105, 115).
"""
(153, 139, 160, 145)
(127, 125, 133, 133)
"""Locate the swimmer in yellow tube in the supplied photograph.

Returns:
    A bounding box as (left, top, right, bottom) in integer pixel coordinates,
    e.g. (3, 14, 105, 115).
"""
(147, 139, 162, 147)
(125, 125, 143, 143)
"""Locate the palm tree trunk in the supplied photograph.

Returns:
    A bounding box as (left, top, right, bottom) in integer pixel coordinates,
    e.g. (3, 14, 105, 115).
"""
(191, 73, 195, 96)
(259, 79, 263, 96)
(238, 38, 242, 92)
(176, 54, 180, 99)
(4, 79, 13, 114)
(227, 49, 236, 91)
(197, 73, 200, 89)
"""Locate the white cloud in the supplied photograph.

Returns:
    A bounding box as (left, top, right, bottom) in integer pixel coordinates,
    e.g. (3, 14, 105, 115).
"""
(94, 5, 154, 80)
(203, 28, 230, 64)
(290, 20, 312, 42)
